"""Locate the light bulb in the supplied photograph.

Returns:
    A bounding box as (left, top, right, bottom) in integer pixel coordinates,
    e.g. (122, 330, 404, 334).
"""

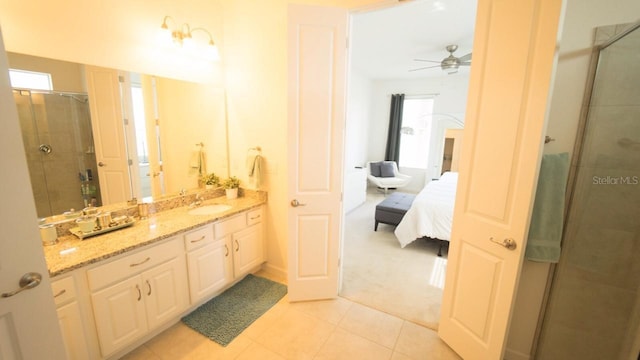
(205, 42, 220, 61)
(158, 23, 173, 46)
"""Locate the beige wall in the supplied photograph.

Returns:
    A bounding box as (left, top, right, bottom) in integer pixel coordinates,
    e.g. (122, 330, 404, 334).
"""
(7, 52, 86, 92)
(155, 78, 227, 193)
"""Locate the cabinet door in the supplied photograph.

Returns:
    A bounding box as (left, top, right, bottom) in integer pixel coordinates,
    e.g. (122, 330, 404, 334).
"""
(57, 301, 91, 360)
(232, 223, 264, 277)
(143, 257, 188, 330)
(91, 276, 147, 357)
(187, 240, 233, 303)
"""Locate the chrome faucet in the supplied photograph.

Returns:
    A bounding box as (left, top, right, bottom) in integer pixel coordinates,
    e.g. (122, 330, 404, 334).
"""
(180, 188, 187, 205)
(189, 192, 204, 208)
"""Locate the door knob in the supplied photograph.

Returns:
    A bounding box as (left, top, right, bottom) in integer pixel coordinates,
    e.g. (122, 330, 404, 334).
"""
(1, 272, 42, 298)
(98, 162, 106, 167)
(290, 199, 307, 207)
(489, 237, 517, 250)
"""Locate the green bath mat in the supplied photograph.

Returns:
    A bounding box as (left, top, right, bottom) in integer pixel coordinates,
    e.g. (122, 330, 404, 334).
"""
(181, 274, 287, 346)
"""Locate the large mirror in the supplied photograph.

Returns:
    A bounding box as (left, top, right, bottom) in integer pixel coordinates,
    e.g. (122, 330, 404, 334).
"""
(7, 52, 228, 218)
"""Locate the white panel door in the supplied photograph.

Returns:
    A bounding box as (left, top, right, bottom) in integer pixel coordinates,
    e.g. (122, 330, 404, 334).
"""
(140, 74, 164, 197)
(438, 0, 564, 359)
(287, 4, 347, 301)
(0, 28, 66, 360)
(86, 65, 131, 205)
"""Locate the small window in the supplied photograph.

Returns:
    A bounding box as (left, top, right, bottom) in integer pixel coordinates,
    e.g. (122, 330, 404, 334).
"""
(9, 69, 53, 91)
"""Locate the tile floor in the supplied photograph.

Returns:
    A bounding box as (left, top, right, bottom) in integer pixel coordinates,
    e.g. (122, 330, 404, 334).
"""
(121, 294, 460, 360)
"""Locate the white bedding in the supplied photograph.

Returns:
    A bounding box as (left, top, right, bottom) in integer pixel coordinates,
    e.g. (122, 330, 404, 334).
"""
(394, 172, 458, 248)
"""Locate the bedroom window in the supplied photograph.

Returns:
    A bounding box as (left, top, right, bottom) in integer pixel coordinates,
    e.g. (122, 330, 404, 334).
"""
(398, 97, 434, 169)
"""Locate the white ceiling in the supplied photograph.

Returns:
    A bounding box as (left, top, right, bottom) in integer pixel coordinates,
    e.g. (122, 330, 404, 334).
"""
(350, 0, 477, 79)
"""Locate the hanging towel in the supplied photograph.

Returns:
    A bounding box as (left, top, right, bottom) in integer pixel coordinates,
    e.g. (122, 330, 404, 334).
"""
(247, 153, 263, 188)
(525, 152, 570, 263)
(188, 149, 207, 177)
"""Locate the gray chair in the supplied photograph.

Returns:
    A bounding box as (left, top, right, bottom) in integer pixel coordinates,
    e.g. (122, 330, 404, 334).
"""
(366, 161, 411, 194)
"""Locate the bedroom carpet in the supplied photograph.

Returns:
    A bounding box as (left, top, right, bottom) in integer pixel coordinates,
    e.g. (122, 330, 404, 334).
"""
(341, 190, 447, 330)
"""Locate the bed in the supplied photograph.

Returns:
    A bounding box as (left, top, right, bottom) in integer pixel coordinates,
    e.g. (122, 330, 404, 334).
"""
(394, 172, 458, 251)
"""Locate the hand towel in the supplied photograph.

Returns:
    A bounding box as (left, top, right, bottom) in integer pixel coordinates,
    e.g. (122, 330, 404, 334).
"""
(525, 152, 570, 263)
(246, 153, 263, 188)
(188, 149, 206, 177)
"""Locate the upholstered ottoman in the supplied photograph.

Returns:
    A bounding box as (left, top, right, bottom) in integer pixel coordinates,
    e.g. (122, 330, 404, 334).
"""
(374, 192, 416, 231)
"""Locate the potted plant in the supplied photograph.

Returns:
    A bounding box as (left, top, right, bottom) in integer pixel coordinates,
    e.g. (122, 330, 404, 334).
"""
(201, 173, 220, 189)
(222, 176, 240, 199)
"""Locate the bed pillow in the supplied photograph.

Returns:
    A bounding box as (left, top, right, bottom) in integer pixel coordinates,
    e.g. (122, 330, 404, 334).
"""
(380, 162, 395, 177)
(370, 162, 382, 177)
(440, 171, 458, 182)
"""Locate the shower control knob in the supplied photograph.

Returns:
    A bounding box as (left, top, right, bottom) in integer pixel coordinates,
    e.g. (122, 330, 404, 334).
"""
(38, 144, 52, 154)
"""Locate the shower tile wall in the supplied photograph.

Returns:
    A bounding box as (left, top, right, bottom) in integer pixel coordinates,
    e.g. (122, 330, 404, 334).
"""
(536, 25, 640, 359)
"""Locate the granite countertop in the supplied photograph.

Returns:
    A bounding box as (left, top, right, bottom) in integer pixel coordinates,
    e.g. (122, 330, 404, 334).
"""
(43, 195, 266, 277)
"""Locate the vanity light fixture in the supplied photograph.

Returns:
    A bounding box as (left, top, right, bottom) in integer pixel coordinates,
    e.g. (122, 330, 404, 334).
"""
(160, 16, 220, 61)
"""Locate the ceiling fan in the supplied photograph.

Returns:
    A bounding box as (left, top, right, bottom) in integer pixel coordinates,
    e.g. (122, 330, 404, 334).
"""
(410, 45, 472, 74)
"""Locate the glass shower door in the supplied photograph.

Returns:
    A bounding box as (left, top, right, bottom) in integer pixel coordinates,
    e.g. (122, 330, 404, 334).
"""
(535, 23, 640, 360)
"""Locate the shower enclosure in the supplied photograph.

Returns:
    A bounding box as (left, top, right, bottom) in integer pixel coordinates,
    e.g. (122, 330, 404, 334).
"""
(535, 23, 640, 359)
(13, 89, 101, 218)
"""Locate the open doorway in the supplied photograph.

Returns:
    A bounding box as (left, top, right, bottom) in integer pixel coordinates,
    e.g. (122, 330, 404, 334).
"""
(340, 0, 476, 329)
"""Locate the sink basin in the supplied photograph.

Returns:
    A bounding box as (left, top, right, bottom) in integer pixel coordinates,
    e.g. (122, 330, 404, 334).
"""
(187, 204, 232, 216)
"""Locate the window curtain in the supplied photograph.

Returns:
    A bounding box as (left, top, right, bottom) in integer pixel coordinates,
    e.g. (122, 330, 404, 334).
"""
(385, 94, 404, 163)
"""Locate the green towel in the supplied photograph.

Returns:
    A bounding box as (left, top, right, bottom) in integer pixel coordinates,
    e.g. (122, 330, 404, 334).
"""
(525, 152, 570, 263)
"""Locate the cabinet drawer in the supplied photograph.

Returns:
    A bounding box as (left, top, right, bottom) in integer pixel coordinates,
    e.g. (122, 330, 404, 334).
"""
(247, 208, 263, 226)
(87, 237, 181, 291)
(51, 276, 76, 307)
(214, 214, 245, 238)
(184, 224, 214, 252)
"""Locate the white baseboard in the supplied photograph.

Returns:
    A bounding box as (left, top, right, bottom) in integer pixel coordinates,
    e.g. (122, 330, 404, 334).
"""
(504, 348, 530, 360)
(260, 263, 287, 283)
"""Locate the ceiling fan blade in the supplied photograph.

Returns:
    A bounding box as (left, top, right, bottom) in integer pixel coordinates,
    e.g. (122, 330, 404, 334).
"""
(413, 59, 441, 63)
(458, 52, 472, 62)
(460, 61, 472, 66)
(409, 65, 441, 72)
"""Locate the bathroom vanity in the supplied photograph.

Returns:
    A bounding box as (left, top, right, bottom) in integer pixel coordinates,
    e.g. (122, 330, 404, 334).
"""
(43, 191, 266, 359)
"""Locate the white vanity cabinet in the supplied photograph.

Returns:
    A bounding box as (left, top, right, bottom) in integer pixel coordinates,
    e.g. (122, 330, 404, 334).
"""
(51, 275, 91, 360)
(215, 207, 264, 280)
(184, 224, 233, 304)
(87, 237, 188, 357)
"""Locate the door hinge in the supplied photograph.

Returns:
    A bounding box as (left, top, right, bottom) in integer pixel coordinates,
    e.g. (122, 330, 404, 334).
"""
(346, 37, 349, 49)
(155, 118, 160, 126)
(123, 118, 129, 125)
(118, 75, 125, 83)
(338, 258, 341, 267)
(128, 159, 133, 166)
